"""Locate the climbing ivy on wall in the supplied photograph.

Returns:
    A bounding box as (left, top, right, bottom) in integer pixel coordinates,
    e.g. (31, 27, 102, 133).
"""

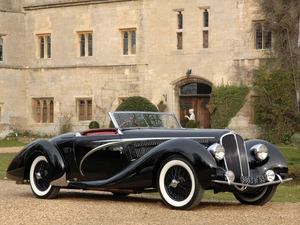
(209, 85, 250, 129)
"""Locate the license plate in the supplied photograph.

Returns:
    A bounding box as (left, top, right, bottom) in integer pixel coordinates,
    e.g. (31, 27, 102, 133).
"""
(240, 175, 265, 184)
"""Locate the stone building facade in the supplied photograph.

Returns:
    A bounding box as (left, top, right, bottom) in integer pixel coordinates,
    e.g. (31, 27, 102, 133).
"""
(0, 0, 268, 138)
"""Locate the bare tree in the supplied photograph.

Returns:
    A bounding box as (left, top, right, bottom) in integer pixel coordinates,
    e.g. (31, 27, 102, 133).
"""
(257, 0, 300, 110)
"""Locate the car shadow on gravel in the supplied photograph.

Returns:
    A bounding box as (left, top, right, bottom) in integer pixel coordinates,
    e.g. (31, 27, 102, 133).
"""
(57, 189, 162, 203)
(53, 189, 241, 209)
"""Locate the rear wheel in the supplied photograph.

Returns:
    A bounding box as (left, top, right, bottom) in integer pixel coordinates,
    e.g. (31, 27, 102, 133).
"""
(158, 156, 203, 210)
(233, 185, 277, 205)
(29, 155, 60, 199)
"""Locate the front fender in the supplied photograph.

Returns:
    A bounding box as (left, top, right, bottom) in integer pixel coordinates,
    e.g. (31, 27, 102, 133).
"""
(245, 139, 288, 177)
(151, 138, 218, 188)
(6, 140, 66, 184)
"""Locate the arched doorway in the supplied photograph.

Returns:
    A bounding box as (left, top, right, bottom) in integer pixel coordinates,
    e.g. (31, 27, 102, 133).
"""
(177, 81, 212, 128)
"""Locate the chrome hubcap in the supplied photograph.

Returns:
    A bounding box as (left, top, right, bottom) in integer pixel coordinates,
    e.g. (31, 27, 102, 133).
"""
(35, 172, 42, 180)
(169, 179, 180, 188)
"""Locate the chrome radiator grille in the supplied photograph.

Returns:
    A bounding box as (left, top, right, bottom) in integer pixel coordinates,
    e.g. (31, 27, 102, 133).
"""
(221, 133, 249, 182)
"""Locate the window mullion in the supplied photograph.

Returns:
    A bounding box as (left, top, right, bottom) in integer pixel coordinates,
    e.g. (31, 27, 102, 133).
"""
(85, 100, 88, 120)
(46, 100, 50, 123)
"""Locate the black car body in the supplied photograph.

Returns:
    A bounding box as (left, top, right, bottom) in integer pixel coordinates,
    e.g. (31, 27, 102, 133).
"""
(6, 111, 292, 210)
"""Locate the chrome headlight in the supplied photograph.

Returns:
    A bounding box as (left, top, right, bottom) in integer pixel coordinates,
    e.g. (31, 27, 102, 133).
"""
(265, 170, 275, 182)
(251, 144, 268, 161)
(208, 143, 225, 161)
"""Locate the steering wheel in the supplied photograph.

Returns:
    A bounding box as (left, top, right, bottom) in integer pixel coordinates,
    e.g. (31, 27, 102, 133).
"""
(119, 120, 139, 128)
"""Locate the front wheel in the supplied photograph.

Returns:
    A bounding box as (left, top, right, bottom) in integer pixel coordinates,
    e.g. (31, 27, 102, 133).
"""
(158, 156, 204, 210)
(233, 185, 277, 205)
(29, 155, 60, 199)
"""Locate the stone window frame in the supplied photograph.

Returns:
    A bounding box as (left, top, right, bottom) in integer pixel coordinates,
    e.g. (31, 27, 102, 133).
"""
(173, 9, 184, 50)
(120, 28, 136, 55)
(253, 21, 272, 50)
(77, 31, 93, 57)
(37, 34, 51, 59)
(199, 6, 210, 49)
(77, 98, 92, 121)
(32, 98, 54, 123)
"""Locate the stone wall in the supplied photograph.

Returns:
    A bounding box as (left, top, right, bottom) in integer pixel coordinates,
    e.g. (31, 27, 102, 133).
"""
(0, 0, 267, 137)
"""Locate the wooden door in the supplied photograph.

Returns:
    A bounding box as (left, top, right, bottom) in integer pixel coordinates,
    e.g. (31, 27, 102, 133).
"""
(179, 96, 210, 128)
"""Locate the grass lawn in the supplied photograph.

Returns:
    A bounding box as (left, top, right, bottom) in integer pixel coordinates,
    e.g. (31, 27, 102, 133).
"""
(0, 140, 28, 148)
(203, 185, 300, 203)
(278, 146, 300, 170)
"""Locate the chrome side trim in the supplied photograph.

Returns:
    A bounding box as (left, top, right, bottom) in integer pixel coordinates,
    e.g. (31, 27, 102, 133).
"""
(50, 173, 68, 187)
(93, 136, 216, 143)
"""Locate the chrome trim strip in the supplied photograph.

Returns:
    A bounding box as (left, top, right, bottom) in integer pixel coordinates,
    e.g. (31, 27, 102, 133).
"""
(93, 136, 216, 143)
(50, 173, 68, 187)
(212, 177, 293, 188)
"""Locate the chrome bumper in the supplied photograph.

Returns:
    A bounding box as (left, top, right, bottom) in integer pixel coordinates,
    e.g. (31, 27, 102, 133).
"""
(212, 177, 293, 188)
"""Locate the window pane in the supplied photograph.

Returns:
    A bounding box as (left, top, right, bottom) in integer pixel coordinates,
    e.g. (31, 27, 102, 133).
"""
(203, 31, 208, 48)
(265, 29, 272, 49)
(203, 10, 209, 27)
(131, 31, 136, 54)
(47, 36, 51, 58)
(40, 37, 44, 58)
(256, 24, 263, 49)
(79, 100, 85, 120)
(178, 12, 183, 29)
(0, 37, 3, 61)
(87, 100, 92, 120)
(36, 101, 41, 123)
(123, 32, 128, 55)
(50, 100, 54, 123)
(181, 83, 212, 95)
(181, 83, 197, 95)
(88, 34, 93, 56)
(80, 34, 85, 57)
(177, 32, 182, 50)
(42, 101, 47, 123)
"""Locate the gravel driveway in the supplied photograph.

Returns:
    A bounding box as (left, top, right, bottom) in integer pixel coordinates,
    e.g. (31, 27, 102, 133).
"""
(1, 147, 299, 225)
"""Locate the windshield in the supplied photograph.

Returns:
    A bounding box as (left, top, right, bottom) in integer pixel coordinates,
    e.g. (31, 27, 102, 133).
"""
(109, 111, 182, 129)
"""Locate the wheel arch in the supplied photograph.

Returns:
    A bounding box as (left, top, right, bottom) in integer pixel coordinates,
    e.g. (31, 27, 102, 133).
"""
(23, 140, 66, 183)
(245, 139, 288, 176)
(151, 138, 217, 189)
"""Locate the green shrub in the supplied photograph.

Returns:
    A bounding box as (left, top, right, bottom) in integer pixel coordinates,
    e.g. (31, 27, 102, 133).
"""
(253, 67, 300, 143)
(115, 96, 158, 112)
(185, 120, 197, 128)
(208, 85, 250, 128)
(291, 133, 300, 147)
(89, 121, 100, 129)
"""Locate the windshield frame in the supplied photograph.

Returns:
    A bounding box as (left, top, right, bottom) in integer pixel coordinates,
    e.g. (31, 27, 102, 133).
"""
(109, 111, 183, 129)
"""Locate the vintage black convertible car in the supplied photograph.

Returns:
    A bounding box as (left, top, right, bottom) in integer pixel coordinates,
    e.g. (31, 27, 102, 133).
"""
(6, 111, 292, 210)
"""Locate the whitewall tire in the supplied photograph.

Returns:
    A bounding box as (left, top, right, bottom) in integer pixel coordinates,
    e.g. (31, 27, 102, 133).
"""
(29, 155, 60, 199)
(158, 156, 203, 210)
